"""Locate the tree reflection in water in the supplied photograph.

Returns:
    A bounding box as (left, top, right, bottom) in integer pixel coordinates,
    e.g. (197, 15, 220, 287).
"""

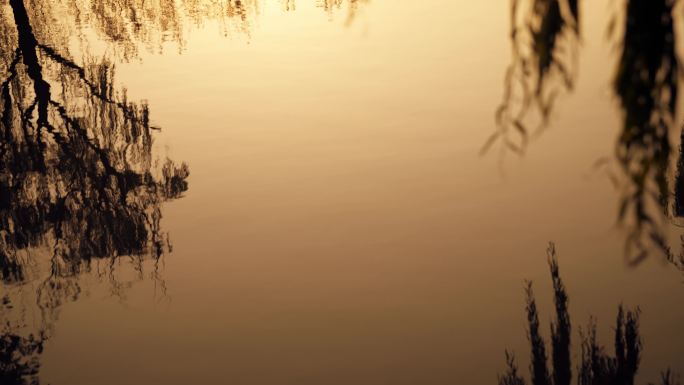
(1, 296, 45, 385)
(488, 0, 580, 156)
(0, 0, 190, 289)
(487, 2, 683, 383)
(0, 0, 192, 383)
(0, 0, 369, 383)
(489, 0, 684, 266)
(317, 0, 369, 25)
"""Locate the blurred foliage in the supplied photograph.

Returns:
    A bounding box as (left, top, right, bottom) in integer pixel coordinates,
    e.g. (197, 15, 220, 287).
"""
(487, 0, 580, 156)
(490, 0, 684, 265)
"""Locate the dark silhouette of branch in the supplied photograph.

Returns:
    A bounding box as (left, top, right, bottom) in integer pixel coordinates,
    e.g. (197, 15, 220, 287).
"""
(486, 0, 580, 156)
(612, 0, 679, 264)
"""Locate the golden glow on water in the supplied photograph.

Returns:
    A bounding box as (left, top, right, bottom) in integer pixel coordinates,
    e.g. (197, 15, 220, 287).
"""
(2, 0, 681, 384)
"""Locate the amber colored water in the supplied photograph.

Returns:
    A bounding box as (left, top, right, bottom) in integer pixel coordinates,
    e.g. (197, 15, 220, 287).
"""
(4, 0, 683, 384)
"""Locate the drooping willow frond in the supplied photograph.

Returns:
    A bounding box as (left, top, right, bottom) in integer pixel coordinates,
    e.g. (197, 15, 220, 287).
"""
(486, 0, 581, 156)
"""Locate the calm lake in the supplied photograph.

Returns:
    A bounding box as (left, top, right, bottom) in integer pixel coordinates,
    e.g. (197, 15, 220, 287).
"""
(1, 0, 683, 384)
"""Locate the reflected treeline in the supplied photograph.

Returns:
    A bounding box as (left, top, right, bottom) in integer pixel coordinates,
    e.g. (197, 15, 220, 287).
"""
(0, 0, 190, 382)
(0, 330, 43, 385)
(0, 0, 369, 382)
(0, 0, 370, 298)
(489, 0, 684, 264)
(498, 244, 680, 385)
(612, 0, 678, 264)
(1, 296, 44, 385)
(316, 0, 369, 25)
(0, 0, 189, 287)
(32, 0, 259, 60)
(23, 0, 367, 61)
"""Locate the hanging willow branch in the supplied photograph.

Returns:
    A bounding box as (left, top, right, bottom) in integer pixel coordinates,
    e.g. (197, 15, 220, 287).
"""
(485, 0, 580, 156)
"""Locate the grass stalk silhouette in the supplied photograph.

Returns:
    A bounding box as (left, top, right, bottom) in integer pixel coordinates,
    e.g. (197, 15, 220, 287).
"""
(498, 243, 680, 385)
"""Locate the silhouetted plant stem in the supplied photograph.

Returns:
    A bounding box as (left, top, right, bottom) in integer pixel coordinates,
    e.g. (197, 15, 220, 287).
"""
(499, 243, 679, 385)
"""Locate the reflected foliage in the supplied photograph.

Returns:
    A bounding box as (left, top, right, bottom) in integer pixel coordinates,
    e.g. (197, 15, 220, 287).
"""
(317, 0, 368, 25)
(0, 0, 190, 382)
(37, 0, 365, 61)
(0, 0, 189, 287)
(488, 0, 580, 155)
(52, 0, 259, 59)
(612, 0, 679, 264)
(0, 296, 45, 385)
(0, 0, 368, 382)
(0, 0, 368, 289)
(0, 333, 43, 385)
(498, 244, 680, 385)
(491, 0, 684, 263)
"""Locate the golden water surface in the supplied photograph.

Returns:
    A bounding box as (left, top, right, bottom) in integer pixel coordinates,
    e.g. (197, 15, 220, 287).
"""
(2, 0, 682, 384)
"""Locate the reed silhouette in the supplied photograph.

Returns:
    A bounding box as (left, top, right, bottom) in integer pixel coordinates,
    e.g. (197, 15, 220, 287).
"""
(499, 243, 680, 385)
